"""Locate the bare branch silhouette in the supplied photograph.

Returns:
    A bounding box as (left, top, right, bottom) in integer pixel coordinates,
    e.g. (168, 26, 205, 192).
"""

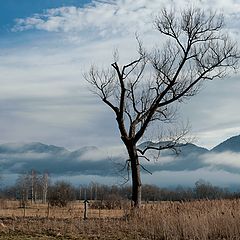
(86, 7, 239, 207)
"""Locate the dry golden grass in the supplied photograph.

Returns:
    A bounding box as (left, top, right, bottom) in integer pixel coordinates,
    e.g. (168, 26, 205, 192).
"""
(1, 199, 240, 239)
(128, 199, 240, 239)
(0, 200, 125, 219)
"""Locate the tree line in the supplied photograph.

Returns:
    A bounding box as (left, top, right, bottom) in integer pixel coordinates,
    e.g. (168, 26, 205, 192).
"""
(1, 171, 240, 208)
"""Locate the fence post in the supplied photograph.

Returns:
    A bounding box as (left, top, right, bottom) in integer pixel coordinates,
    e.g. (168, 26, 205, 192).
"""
(83, 199, 89, 220)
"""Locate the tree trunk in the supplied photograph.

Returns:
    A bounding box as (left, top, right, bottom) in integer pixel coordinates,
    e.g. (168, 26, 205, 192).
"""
(127, 144, 142, 207)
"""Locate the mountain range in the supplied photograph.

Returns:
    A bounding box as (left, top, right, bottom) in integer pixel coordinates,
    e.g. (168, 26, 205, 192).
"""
(0, 135, 240, 177)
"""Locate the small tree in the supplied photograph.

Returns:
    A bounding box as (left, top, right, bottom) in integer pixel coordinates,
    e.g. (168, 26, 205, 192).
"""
(48, 181, 75, 207)
(30, 169, 42, 203)
(41, 172, 49, 204)
(86, 7, 239, 207)
(16, 173, 31, 207)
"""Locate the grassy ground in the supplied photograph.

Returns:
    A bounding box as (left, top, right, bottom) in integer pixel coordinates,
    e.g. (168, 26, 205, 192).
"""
(0, 217, 140, 240)
(1, 199, 240, 239)
(0, 200, 126, 219)
(0, 234, 59, 240)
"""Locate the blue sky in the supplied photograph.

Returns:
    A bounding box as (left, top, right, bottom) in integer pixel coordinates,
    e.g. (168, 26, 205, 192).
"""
(0, 0, 90, 32)
(0, 0, 240, 186)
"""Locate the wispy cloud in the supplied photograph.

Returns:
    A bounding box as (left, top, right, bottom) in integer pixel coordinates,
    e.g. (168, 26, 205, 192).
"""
(12, 0, 240, 37)
(12, 1, 163, 35)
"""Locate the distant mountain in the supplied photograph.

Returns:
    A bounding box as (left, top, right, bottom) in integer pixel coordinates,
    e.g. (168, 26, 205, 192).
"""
(178, 143, 209, 155)
(1, 135, 240, 178)
(211, 135, 240, 153)
(0, 142, 115, 176)
(138, 142, 209, 171)
(138, 141, 209, 156)
(0, 142, 68, 154)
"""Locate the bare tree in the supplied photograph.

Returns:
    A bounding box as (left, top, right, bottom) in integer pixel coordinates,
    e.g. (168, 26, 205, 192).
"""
(16, 173, 31, 207)
(30, 169, 41, 204)
(85, 8, 239, 207)
(41, 172, 49, 204)
(48, 181, 75, 207)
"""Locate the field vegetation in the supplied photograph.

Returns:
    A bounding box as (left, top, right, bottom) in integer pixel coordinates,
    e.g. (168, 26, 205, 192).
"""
(1, 176, 240, 239)
(1, 199, 240, 239)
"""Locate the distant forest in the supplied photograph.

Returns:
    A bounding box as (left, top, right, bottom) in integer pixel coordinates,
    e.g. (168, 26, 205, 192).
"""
(1, 171, 240, 207)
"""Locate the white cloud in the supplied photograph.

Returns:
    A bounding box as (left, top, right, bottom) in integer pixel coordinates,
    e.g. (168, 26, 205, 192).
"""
(79, 145, 127, 161)
(13, 0, 240, 38)
(204, 0, 240, 12)
(201, 151, 240, 169)
(13, 1, 162, 35)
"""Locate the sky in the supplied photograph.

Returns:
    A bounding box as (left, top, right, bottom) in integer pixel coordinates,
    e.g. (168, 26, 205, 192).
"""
(0, 0, 240, 187)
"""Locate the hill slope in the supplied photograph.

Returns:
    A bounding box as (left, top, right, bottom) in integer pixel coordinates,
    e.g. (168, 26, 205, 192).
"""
(211, 135, 240, 153)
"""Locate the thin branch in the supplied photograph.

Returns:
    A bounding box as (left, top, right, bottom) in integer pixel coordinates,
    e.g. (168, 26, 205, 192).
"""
(140, 164, 152, 175)
(138, 155, 151, 162)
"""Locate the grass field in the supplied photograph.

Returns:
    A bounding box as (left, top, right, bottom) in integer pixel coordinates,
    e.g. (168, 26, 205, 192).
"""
(1, 199, 240, 239)
(0, 235, 59, 240)
(0, 200, 125, 219)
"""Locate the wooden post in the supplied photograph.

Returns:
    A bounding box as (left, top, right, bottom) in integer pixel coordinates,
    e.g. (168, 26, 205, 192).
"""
(83, 199, 89, 220)
(83, 189, 89, 220)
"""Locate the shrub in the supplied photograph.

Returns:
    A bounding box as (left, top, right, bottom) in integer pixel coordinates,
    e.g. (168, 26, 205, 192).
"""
(48, 181, 75, 207)
(90, 193, 129, 209)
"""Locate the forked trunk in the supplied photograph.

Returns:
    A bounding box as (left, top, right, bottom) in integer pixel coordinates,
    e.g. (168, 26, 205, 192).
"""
(127, 144, 142, 207)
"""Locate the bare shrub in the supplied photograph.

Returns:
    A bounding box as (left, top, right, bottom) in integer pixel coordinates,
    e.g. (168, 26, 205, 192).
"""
(48, 181, 75, 207)
(90, 194, 129, 210)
